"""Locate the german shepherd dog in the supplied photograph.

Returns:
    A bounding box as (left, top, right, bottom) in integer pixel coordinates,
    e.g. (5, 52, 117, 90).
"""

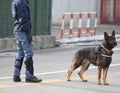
(67, 31, 117, 85)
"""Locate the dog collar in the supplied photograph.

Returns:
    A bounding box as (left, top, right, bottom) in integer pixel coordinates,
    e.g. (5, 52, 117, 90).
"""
(100, 54, 112, 58)
(100, 44, 112, 53)
(100, 45, 113, 57)
(95, 45, 112, 58)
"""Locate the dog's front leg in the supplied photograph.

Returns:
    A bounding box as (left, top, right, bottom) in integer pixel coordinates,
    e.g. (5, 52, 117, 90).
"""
(98, 66, 102, 85)
(103, 67, 109, 85)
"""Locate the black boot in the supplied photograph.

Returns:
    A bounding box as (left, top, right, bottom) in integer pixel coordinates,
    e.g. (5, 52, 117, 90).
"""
(25, 72, 42, 83)
(13, 58, 24, 82)
(25, 57, 42, 83)
(13, 76, 21, 82)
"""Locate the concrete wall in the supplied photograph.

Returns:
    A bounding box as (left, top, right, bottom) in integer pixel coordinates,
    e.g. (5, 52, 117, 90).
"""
(0, 36, 56, 52)
(32, 36, 56, 49)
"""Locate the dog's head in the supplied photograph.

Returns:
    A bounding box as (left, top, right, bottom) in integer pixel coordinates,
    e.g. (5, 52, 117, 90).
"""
(103, 30, 117, 49)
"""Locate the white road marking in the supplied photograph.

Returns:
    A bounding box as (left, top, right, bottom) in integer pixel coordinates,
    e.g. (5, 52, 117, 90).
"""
(0, 63, 120, 80)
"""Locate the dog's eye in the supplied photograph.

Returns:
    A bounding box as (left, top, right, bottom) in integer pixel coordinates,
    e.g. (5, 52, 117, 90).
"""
(111, 37, 116, 41)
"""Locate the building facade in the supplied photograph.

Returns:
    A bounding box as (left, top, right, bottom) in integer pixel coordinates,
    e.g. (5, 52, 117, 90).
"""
(52, 0, 120, 25)
(0, 0, 119, 38)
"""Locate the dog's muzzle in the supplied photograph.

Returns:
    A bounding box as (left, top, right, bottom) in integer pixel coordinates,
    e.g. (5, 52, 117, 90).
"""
(112, 42, 117, 47)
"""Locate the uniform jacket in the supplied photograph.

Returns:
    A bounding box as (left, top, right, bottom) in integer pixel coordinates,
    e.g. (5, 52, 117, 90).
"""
(11, 0, 31, 32)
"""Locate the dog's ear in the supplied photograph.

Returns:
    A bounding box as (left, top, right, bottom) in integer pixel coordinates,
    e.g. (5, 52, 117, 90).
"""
(112, 30, 115, 37)
(104, 32, 109, 39)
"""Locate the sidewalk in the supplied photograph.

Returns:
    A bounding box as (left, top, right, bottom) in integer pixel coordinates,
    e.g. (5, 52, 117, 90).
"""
(52, 24, 120, 46)
(52, 24, 120, 39)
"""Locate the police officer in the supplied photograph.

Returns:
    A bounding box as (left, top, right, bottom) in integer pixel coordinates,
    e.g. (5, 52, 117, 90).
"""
(11, 0, 42, 83)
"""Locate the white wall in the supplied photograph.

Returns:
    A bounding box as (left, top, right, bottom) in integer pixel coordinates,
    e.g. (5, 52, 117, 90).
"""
(52, 0, 99, 25)
(52, 0, 69, 25)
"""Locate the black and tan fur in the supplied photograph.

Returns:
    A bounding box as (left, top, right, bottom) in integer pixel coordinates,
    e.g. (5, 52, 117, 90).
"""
(67, 31, 117, 85)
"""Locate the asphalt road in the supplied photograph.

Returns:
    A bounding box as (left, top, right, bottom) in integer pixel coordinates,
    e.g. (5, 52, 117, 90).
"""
(0, 44, 120, 93)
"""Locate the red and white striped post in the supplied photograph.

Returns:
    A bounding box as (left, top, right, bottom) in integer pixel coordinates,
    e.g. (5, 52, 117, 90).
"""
(78, 13, 82, 38)
(61, 14, 65, 38)
(86, 13, 91, 37)
(69, 13, 74, 39)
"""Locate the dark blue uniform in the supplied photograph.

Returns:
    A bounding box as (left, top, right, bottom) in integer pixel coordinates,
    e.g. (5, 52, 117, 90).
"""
(11, 0, 42, 83)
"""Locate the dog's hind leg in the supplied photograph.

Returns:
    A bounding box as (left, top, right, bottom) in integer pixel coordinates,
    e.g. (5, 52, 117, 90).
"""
(78, 59, 90, 82)
(67, 65, 76, 81)
(67, 57, 81, 81)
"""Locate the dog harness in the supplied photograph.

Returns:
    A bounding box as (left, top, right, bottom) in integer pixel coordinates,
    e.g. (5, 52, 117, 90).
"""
(90, 45, 112, 66)
(100, 45, 112, 57)
(95, 45, 112, 58)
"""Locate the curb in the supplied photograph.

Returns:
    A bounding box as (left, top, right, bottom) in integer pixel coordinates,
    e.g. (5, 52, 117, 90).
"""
(56, 34, 120, 46)
(0, 36, 56, 52)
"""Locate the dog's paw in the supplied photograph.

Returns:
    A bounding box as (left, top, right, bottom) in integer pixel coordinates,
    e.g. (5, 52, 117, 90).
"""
(82, 80, 88, 82)
(104, 83, 109, 85)
(67, 79, 71, 82)
(98, 83, 102, 85)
